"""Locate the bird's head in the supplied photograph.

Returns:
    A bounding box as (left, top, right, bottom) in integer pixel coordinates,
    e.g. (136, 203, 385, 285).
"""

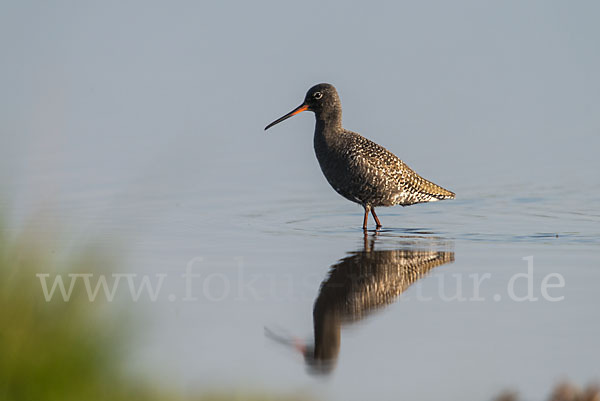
(264, 83, 341, 130)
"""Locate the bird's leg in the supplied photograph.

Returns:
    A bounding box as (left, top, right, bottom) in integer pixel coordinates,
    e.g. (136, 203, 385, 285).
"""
(362, 205, 370, 230)
(371, 208, 382, 229)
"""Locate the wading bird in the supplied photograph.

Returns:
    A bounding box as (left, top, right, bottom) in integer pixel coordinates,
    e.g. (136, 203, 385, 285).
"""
(265, 83, 455, 229)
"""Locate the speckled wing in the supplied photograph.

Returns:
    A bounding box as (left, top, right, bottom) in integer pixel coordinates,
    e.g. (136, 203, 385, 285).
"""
(345, 132, 455, 206)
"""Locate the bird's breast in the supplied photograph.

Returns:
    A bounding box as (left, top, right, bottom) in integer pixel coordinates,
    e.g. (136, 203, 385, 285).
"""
(313, 132, 374, 204)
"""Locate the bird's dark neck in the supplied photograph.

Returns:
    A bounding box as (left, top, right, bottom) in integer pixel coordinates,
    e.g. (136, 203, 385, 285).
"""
(314, 105, 343, 136)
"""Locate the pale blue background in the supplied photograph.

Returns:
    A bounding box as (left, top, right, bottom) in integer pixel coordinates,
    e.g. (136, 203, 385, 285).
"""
(2, 1, 599, 212)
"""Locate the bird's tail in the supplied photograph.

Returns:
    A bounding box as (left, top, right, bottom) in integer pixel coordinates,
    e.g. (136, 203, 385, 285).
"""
(416, 175, 455, 200)
(431, 184, 455, 200)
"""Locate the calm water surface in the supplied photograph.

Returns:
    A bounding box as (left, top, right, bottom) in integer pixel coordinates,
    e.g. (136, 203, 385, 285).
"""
(7, 162, 598, 401)
(150, 185, 599, 401)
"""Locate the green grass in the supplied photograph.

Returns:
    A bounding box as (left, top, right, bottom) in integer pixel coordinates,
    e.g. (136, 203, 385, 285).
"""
(0, 222, 313, 401)
(0, 226, 126, 401)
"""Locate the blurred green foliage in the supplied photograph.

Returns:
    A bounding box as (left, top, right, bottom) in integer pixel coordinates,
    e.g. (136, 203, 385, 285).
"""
(0, 222, 312, 401)
(0, 224, 127, 401)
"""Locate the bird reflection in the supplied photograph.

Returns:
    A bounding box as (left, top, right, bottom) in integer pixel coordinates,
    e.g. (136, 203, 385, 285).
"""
(267, 234, 454, 375)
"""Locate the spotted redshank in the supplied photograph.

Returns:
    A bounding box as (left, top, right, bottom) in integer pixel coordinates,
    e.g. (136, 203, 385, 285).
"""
(265, 83, 455, 229)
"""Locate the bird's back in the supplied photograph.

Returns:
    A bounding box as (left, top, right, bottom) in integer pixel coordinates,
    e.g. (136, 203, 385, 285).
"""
(314, 129, 455, 207)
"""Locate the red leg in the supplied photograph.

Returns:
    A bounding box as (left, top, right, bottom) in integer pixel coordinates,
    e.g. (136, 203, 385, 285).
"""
(371, 208, 382, 229)
(362, 207, 369, 230)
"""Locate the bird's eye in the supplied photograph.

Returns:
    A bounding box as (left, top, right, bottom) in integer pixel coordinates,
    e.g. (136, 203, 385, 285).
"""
(313, 91, 323, 99)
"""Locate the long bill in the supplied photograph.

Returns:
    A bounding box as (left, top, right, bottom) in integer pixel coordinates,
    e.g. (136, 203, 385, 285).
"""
(264, 104, 309, 130)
